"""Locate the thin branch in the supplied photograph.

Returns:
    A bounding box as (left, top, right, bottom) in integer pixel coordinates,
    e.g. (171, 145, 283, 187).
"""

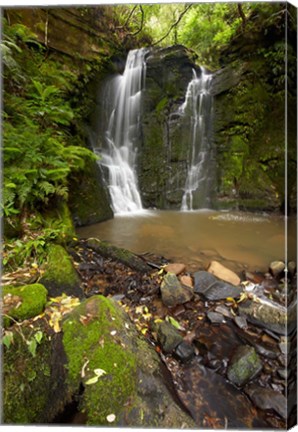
(152, 4, 193, 46)
(116, 5, 138, 29)
(129, 5, 145, 37)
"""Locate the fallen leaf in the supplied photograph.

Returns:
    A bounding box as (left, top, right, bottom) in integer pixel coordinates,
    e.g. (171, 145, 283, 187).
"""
(106, 414, 116, 423)
(81, 359, 90, 378)
(110, 330, 117, 336)
(94, 368, 106, 377)
(85, 376, 99, 385)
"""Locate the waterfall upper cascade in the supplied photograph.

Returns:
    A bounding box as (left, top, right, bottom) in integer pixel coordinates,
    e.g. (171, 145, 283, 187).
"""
(101, 49, 147, 214)
(180, 68, 214, 211)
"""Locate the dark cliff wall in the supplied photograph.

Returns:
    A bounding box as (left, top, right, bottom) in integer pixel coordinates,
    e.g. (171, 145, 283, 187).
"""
(139, 46, 201, 209)
(211, 4, 296, 212)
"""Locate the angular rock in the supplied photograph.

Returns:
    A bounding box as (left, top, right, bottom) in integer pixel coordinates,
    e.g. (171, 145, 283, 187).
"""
(174, 341, 195, 362)
(203, 280, 242, 301)
(269, 261, 285, 278)
(193, 271, 217, 294)
(227, 345, 262, 387)
(164, 263, 186, 276)
(156, 321, 183, 353)
(207, 260, 241, 286)
(207, 311, 226, 324)
(179, 275, 193, 288)
(215, 305, 233, 318)
(160, 272, 193, 307)
(245, 384, 287, 419)
(234, 316, 247, 329)
(238, 297, 297, 335)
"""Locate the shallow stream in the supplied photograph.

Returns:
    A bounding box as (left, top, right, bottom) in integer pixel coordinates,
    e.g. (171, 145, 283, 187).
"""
(77, 210, 296, 272)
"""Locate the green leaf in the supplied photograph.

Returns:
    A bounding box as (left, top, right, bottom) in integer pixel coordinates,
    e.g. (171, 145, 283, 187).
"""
(2, 331, 14, 349)
(34, 330, 43, 344)
(166, 316, 181, 330)
(27, 338, 37, 357)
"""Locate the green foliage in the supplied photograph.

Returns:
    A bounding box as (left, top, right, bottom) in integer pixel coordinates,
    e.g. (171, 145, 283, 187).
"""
(2, 18, 97, 222)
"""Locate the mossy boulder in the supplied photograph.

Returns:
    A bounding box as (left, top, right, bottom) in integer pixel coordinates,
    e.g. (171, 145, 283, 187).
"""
(68, 158, 113, 227)
(40, 244, 83, 298)
(227, 345, 262, 387)
(3, 324, 71, 424)
(62, 295, 195, 427)
(3, 283, 48, 328)
(43, 200, 76, 240)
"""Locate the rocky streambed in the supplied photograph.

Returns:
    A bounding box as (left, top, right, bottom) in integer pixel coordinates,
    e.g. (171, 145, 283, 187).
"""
(2, 237, 297, 428)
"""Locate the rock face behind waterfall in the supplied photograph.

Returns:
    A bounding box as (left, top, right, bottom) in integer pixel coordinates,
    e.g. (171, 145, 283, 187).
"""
(139, 45, 211, 209)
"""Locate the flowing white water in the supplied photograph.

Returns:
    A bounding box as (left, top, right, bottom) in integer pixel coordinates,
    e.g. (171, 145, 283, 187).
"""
(101, 49, 147, 214)
(180, 68, 213, 211)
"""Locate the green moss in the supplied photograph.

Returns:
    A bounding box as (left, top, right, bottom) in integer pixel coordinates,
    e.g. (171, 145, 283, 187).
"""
(43, 200, 75, 240)
(62, 296, 137, 425)
(40, 244, 80, 297)
(3, 283, 48, 327)
(3, 326, 52, 423)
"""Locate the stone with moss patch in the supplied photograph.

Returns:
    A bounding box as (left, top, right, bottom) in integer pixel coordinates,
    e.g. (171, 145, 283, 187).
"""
(62, 295, 195, 427)
(40, 244, 82, 298)
(3, 283, 48, 327)
(3, 323, 71, 424)
(227, 345, 262, 387)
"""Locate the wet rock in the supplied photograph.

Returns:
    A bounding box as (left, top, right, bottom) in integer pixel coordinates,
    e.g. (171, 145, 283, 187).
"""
(203, 280, 242, 301)
(174, 341, 195, 362)
(160, 273, 193, 307)
(179, 275, 193, 288)
(287, 261, 296, 276)
(277, 368, 289, 380)
(234, 316, 248, 329)
(278, 336, 290, 355)
(207, 261, 241, 286)
(193, 271, 217, 294)
(269, 261, 285, 278)
(227, 345, 262, 387)
(207, 311, 226, 324)
(215, 305, 233, 318)
(244, 271, 264, 284)
(261, 277, 279, 292)
(164, 263, 186, 276)
(245, 384, 287, 419)
(238, 296, 297, 335)
(156, 321, 183, 353)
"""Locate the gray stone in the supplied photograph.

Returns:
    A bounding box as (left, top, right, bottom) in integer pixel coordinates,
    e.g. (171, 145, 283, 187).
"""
(214, 305, 233, 318)
(193, 271, 217, 294)
(269, 260, 285, 278)
(160, 272, 193, 307)
(234, 316, 248, 329)
(204, 280, 242, 300)
(287, 261, 296, 276)
(174, 341, 195, 362)
(156, 321, 183, 353)
(207, 311, 226, 324)
(227, 345, 262, 387)
(238, 296, 297, 335)
(245, 384, 288, 419)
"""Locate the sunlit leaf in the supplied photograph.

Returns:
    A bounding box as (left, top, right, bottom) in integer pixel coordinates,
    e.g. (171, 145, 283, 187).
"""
(94, 368, 107, 377)
(2, 331, 14, 349)
(85, 376, 99, 385)
(166, 316, 181, 329)
(34, 330, 43, 344)
(27, 338, 37, 357)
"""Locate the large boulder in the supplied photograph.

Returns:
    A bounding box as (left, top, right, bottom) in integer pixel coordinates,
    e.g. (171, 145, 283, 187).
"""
(62, 295, 195, 427)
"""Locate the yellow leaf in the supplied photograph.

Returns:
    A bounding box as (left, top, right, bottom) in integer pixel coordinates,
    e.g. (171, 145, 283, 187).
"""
(141, 328, 148, 335)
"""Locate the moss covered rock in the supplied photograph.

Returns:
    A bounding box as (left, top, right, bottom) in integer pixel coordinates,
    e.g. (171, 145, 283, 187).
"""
(3, 283, 48, 328)
(86, 238, 151, 272)
(3, 324, 71, 424)
(227, 345, 262, 387)
(43, 200, 76, 240)
(68, 158, 113, 227)
(40, 244, 83, 298)
(62, 295, 195, 427)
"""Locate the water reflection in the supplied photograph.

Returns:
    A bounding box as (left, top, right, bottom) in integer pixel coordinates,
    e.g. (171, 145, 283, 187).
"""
(77, 210, 296, 272)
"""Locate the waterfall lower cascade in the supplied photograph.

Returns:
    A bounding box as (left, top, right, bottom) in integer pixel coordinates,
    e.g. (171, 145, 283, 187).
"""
(180, 68, 213, 211)
(101, 49, 147, 214)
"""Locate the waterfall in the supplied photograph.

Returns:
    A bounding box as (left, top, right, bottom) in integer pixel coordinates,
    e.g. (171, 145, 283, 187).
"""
(180, 68, 213, 211)
(101, 49, 147, 214)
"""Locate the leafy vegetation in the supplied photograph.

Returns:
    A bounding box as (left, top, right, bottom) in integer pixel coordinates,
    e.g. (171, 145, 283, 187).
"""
(2, 18, 97, 268)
